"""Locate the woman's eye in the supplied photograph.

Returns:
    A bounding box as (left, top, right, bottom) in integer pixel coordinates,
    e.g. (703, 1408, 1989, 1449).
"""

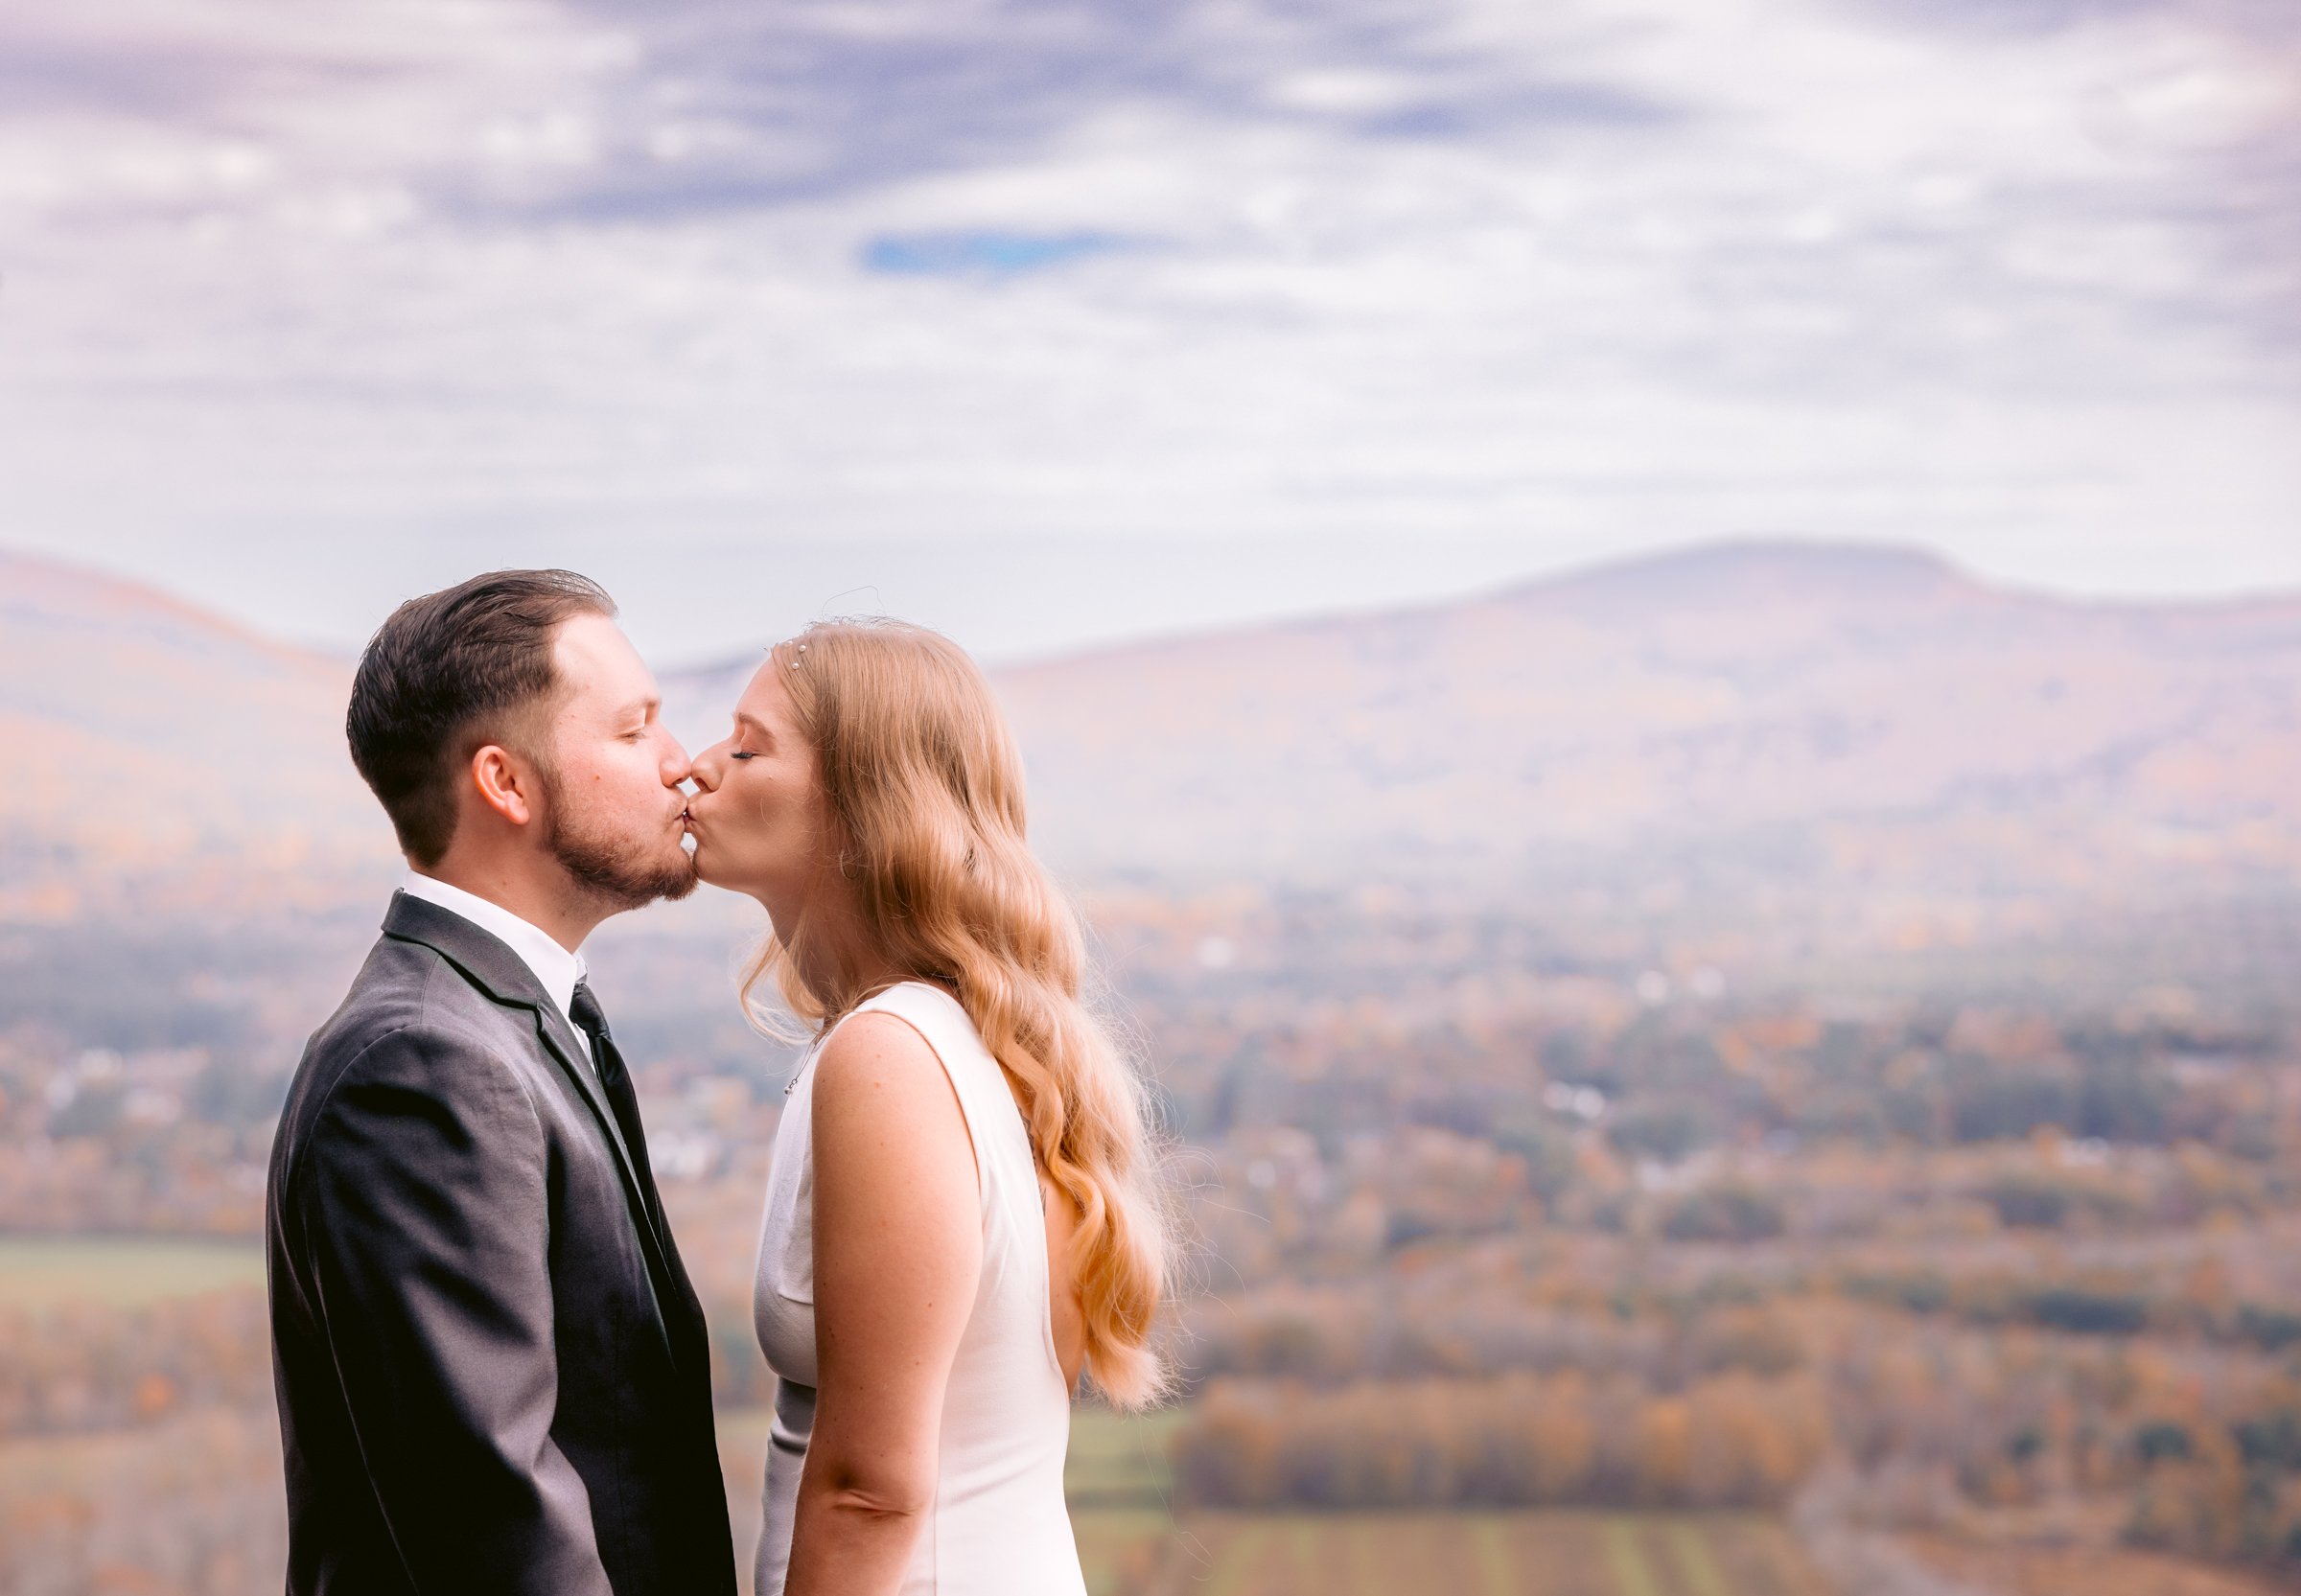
(731, 751, 757, 761)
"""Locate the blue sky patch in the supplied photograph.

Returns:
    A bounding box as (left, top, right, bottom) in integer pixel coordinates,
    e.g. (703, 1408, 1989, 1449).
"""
(860, 230, 1127, 278)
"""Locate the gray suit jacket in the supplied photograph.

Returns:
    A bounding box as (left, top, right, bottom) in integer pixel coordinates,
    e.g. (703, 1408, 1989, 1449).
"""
(267, 892, 737, 1596)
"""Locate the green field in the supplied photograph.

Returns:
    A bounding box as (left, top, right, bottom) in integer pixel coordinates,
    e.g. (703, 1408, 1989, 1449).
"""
(1066, 1405, 1185, 1507)
(719, 1407, 1833, 1596)
(1060, 1411, 1833, 1596)
(1065, 1408, 1185, 1593)
(1110, 1510, 1835, 1596)
(0, 1235, 265, 1307)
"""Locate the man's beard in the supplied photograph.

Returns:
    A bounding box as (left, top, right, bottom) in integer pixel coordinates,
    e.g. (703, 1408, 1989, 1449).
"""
(543, 775, 699, 911)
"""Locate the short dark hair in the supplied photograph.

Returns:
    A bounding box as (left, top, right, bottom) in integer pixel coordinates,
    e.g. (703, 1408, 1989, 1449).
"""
(346, 568, 616, 866)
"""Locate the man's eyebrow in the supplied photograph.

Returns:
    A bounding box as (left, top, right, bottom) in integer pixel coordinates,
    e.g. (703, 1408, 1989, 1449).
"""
(617, 694, 659, 720)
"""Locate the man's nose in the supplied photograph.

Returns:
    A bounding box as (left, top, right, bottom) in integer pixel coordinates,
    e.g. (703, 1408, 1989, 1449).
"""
(660, 735, 693, 787)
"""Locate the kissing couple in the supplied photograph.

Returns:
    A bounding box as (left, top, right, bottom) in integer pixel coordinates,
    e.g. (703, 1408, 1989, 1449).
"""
(265, 569, 1172, 1596)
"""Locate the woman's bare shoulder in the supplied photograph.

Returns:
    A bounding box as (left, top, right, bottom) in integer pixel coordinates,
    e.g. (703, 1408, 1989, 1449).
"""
(811, 1007, 976, 1177)
(814, 1006, 941, 1085)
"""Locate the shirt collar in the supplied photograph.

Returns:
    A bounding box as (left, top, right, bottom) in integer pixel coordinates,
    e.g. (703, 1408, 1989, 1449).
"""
(399, 871, 588, 1027)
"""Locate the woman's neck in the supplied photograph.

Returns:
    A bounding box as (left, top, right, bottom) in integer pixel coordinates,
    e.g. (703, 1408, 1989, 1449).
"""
(793, 919, 910, 1016)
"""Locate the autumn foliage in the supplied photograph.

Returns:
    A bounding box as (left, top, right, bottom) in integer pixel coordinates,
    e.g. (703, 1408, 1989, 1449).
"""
(1174, 1370, 1830, 1510)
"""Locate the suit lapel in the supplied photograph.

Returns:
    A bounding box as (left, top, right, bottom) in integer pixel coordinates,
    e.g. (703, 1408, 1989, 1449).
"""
(524, 1006, 709, 1370)
(528, 998, 656, 1237)
(553, 1009, 713, 1376)
(381, 892, 688, 1344)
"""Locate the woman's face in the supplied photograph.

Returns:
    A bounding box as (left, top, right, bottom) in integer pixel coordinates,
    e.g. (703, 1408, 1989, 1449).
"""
(685, 660, 832, 929)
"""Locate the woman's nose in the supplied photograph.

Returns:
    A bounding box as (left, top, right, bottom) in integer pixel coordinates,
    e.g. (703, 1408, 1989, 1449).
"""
(689, 742, 723, 791)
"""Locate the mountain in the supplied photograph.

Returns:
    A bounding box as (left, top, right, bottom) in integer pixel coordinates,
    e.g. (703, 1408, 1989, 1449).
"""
(667, 541, 2301, 898)
(0, 551, 391, 918)
(7, 542, 2300, 924)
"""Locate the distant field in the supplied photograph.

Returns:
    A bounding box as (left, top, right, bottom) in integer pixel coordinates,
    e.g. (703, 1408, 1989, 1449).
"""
(1064, 1404, 1185, 1508)
(1905, 1532, 2293, 1596)
(721, 1405, 1832, 1596)
(0, 1235, 264, 1307)
(1059, 1409, 1836, 1596)
(1064, 1407, 1186, 1593)
(1109, 1509, 1835, 1596)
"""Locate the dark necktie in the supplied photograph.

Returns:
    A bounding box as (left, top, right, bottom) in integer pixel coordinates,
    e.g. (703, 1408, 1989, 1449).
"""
(567, 981, 713, 1386)
(567, 980, 668, 1243)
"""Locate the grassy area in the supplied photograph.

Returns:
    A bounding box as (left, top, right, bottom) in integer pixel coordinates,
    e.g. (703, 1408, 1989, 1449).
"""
(1905, 1532, 2295, 1596)
(0, 1235, 264, 1307)
(1115, 1510, 1836, 1596)
(721, 1405, 1832, 1596)
(1067, 1405, 1184, 1507)
(1064, 1407, 1186, 1592)
(1059, 1410, 1831, 1596)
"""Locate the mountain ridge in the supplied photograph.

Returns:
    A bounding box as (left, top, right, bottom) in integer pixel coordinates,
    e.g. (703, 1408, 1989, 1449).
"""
(672, 539, 2301, 687)
(6, 541, 2298, 915)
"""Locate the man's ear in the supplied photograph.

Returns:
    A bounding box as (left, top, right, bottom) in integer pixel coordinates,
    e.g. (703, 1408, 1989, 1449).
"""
(469, 744, 537, 827)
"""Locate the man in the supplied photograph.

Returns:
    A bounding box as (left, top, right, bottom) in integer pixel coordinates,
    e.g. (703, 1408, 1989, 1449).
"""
(267, 570, 736, 1596)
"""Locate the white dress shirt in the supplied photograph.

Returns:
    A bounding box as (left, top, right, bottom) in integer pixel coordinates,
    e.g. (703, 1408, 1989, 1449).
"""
(400, 872, 592, 1066)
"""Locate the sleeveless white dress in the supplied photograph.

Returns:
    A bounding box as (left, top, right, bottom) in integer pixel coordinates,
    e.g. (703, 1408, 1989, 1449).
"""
(753, 982, 1086, 1596)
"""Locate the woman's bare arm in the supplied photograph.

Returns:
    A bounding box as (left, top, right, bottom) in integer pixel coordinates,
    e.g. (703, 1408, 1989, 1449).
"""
(784, 1011, 981, 1596)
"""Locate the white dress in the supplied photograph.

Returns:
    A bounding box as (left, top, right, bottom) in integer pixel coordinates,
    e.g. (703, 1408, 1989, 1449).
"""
(753, 982, 1086, 1596)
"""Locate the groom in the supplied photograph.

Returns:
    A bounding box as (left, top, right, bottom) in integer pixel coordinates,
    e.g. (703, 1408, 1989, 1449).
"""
(267, 570, 736, 1595)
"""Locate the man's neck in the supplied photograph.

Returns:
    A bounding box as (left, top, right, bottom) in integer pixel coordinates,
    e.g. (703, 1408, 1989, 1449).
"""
(409, 863, 604, 954)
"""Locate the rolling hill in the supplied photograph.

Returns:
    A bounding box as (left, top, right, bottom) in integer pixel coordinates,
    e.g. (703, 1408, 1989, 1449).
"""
(671, 542, 2301, 900)
(0, 551, 390, 919)
(7, 542, 2299, 926)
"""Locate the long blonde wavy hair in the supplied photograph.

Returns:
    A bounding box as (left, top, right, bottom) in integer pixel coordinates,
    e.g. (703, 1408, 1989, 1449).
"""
(742, 618, 1174, 1409)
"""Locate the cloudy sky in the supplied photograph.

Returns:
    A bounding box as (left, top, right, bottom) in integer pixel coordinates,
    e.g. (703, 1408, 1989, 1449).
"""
(1, 0, 2294, 664)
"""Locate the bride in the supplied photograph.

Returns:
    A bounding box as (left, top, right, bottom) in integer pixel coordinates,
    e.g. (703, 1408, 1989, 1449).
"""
(683, 619, 1173, 1596)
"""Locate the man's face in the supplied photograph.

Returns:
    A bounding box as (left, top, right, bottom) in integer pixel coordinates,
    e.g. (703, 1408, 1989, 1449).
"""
(536, 613, 697, 909)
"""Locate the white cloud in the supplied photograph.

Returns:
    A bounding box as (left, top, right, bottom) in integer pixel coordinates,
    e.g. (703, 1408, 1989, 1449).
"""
(0, 0, 2293, 663)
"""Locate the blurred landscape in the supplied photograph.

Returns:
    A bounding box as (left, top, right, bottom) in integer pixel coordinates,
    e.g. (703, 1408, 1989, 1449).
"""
(5, 542, 2301, 1595)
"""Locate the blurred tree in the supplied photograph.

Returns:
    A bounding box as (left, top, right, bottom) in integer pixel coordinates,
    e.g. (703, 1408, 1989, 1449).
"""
(1662, 1184, 1786, 1243)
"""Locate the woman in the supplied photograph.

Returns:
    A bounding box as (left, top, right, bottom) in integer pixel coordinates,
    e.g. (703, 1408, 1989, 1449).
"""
(684, 619, 1172, 1596)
